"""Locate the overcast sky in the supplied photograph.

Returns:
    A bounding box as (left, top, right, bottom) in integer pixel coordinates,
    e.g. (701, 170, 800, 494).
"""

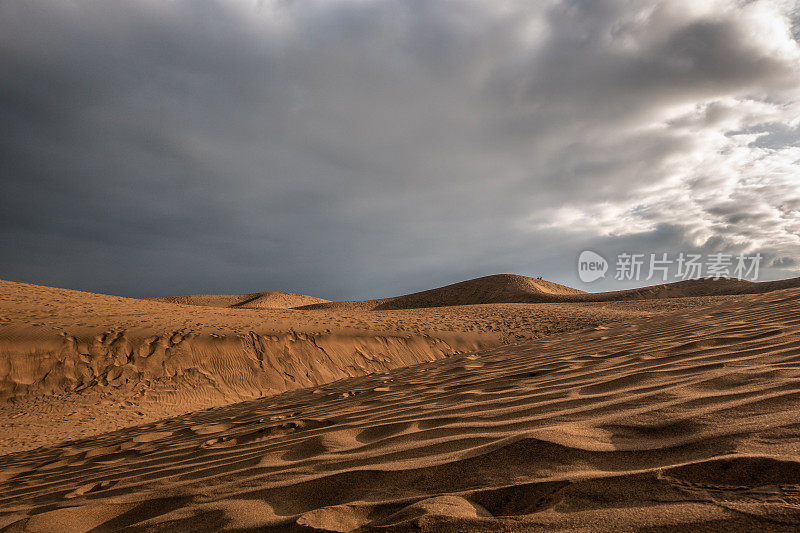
(1, 0, 799, 299)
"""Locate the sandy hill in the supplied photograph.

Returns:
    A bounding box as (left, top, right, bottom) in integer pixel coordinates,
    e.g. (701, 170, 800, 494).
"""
(376, 274, 586, 309)
(301, 273, 800, 310)
(303, 274, 587, 310)
(585, 276, 800, 301)
(0, 279, 492, 411)
(150, 291, 330, 309)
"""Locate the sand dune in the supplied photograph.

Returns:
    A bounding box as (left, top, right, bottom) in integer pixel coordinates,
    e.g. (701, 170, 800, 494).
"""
(583, 276, 800, 302)
(2, 285, 800, 529)
(303, 273, 800, 310)
(3, 276, 800, 530)
(370, 274, 585, 310)
(150, 292, 330, 309)
(300, 274, 587, 310)
(0, 277, 698, 452)
(149, 274, 586, 312)
(148, 275, 800, 314)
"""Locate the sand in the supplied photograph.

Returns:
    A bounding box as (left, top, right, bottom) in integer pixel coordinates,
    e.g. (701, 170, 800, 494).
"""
(0, 276, 708, 452)
(149, 292, 331, 309)
(302, 274, 800, 310)
(2, 275, 800, 530)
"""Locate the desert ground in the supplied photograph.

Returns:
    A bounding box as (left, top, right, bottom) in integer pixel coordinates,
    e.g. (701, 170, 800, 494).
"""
(2, 274, 800, 531)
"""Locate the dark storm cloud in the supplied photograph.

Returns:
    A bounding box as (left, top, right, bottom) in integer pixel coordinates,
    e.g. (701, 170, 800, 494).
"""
(1, 0, 799, 298)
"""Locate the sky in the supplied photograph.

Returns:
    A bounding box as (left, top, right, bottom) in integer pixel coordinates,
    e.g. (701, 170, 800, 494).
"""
(1, 0, 799, 299)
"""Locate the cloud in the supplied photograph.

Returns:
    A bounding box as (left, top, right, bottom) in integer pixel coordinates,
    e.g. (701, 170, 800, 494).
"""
(0, 0, 798, 298)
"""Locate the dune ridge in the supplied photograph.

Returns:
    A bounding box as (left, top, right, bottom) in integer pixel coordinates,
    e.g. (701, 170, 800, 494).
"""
(581, 276, 800, 302)
(301, 273, 800, 310)
(3, 282, 800, 530)
(146, 274, 800, 314)
(299, 274, 586, 310)
(150, 292, 330, 309)
(0, 327, 480, 403)
(0, 279, 493, 407)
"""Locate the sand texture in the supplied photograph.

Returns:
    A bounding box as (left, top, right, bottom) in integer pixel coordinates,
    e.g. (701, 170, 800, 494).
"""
(2, 275, 800, 530)
(149, 292, 331, 309)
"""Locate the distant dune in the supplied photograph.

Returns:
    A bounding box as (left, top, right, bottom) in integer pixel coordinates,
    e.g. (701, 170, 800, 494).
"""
(583, 276, 800, 301)
(301, 274, 586, 310)
(301, 273, 800, 310)
(371, 274, 586, 310)
(150, 291, 330, 309)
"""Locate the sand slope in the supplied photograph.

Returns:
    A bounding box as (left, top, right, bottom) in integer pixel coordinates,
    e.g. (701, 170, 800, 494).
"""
(303, 273, 800, 310)
(301, 274, 586, 310)
(371, 274, 586, 310)
(0, 279, 490, 409)
(2, 282, 800, 530)
(583, 276, 800, 301)
(150, 292, 330, 309)
(0, 278, 700, 451)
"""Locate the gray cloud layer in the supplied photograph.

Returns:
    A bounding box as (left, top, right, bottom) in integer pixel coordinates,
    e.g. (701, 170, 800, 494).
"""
(1, 0, 799, 298)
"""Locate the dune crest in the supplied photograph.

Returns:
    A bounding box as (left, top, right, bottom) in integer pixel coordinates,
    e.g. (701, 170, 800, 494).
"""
(149, 291, 330, 309)
(302, 274, 586, 310)
(0, 279, 493, 411)
(302, 273, 800, 310)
